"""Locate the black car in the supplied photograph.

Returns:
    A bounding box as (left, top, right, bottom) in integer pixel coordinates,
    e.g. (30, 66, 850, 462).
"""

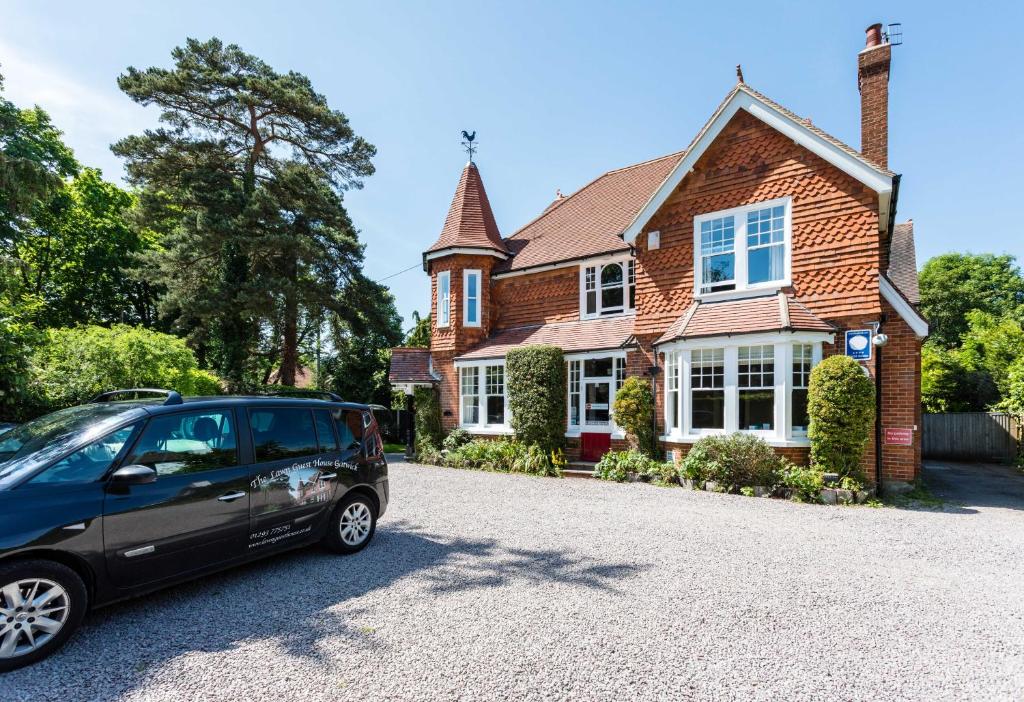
(0, 389, 388, 671)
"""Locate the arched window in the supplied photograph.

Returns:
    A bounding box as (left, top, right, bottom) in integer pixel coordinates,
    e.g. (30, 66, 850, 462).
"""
(581, 258, 635, 318)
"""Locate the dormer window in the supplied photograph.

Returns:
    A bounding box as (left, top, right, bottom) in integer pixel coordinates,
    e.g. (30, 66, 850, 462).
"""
(694, 198, 791, 298)
(581, 258, 635, 319)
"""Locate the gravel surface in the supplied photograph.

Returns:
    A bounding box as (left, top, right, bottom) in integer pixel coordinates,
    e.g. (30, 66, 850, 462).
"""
(6, 460, 1024, 701)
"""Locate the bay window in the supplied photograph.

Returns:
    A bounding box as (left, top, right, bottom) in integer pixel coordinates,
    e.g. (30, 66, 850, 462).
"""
(437, 271, 450, 327)
(695, 198, 791, 297)
(581, 258, 636, 318)
(464, 269, 481, 327)
(664, 336, 826, 444)
(458, 362, 508, 430)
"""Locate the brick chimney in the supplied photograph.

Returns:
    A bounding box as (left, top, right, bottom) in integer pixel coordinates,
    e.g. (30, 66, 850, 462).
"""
(858, 23, 891, 169)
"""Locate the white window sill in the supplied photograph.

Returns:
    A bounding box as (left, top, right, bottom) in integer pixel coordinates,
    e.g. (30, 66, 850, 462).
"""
(566, 429, 626, 440)
(461, 426, 513, 436)
(660, 432, 810, 448)
(694, 283, 789, 304)
(580, 309, 637, 322)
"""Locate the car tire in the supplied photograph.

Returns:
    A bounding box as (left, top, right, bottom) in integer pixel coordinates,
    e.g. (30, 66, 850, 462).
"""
(323, 492, 378, 555)
(0, 559, 88, 672)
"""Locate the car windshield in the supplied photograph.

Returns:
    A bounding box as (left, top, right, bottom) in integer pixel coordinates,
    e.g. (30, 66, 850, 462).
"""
(0, 404, 146, 489)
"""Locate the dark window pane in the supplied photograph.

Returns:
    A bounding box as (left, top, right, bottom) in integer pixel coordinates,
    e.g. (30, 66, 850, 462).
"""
(691, 391, 724, 429)
(586, 290, 597, 315)
(584, 358, 614, 377)
(486, 396, 504, 425)
(251, 408, 319, 462)
(30, 423, 140, 484)
(585, 382, 610, 424)
(601, 263, 623, 285)
(601, 286, 623, 310)
(739, 390, 774, 430)
(314, 410, 339, 453)
(128, 411, 238, 475)
(792, 389, 810, 432)
(702, 253, 735, 290)
(334, 409, 365, 451)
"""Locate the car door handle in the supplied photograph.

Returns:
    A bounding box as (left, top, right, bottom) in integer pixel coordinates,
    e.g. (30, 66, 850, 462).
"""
(319, 473, 337, 480)
(217, 491, 246, 502)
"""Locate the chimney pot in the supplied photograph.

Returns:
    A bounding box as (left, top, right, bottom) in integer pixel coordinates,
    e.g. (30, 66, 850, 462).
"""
(865, 23, 883, 49)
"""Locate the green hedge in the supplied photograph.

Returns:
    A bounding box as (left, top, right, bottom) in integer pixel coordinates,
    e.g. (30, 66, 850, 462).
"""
(807, 355, 875, 479)
(611, 376, 655, 456)
(30, 324, 223, 410)
(506, 345, 566, 452)
(413, 385, 443, 452)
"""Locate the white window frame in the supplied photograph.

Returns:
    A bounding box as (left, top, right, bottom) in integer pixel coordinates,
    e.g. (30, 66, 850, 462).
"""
(661, 331, 829, 447)
(791, 343, 814, 436)
(454, 359, 510, 433)
(437, 271, 451, 328)
(564, 350, 627, 438)
(463, 269, 481, 327)
(579, 256, 636, 319)
(693, 197, 792, 301)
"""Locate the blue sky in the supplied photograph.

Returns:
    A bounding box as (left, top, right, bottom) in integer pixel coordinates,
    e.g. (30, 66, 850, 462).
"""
(2, 1, 1021, 330)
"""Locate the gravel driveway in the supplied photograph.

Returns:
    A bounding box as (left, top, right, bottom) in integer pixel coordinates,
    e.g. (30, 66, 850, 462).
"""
(6, 460, 1024, 701)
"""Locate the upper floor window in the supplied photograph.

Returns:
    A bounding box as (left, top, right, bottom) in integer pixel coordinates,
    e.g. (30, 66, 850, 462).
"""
(463, 269, 481, 327)
(695, 198, 790, 298)
(581, 258, 635, 319)
(437, 271, 450, 327)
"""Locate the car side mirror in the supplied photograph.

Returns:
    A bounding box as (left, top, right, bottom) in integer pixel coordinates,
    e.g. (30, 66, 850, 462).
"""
(110, 464, 157, 485)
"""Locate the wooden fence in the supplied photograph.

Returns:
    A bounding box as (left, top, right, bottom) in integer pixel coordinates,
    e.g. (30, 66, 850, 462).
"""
(922, 413, 1022, 463)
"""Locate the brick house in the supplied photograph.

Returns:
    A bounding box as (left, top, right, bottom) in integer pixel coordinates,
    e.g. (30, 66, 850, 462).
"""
(391, 24, 927, 488)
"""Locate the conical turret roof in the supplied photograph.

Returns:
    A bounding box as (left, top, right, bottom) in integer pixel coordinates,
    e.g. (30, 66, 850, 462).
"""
(425, 162, 506, 256)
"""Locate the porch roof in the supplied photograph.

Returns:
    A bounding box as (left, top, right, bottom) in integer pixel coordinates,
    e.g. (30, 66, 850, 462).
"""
(656, 292, 835, 345)
(388, 348, 437, 384)
(456, 316, 635, 361)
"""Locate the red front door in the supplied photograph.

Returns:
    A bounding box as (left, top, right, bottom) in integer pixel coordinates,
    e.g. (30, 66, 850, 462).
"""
(580, 432, 611, 462)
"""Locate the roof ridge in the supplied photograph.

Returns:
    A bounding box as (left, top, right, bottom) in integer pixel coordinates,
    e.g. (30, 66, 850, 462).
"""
(504, 151, 685, 242)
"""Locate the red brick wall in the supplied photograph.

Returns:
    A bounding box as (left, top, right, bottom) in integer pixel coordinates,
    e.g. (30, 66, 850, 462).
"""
(633, 110, 882, 338)
(858, 44, 891, 170)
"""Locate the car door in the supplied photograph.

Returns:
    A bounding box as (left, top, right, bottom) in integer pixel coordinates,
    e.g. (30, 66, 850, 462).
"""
(103, 408, 250, 588)
(247, 407, 352, 552)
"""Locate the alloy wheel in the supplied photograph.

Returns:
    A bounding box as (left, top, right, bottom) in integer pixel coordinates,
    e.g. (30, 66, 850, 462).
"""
(339, 502, 372, 546)
(0, 579, 70, 659)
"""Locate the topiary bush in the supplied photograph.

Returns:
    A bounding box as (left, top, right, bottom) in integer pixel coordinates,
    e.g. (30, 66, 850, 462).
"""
(413, 385, 443, 453)
(612, 375, 655, 456)
(506, 345, 566, 453)
(679, 433, 784, 490)
(807, 355, 875, 480)
(29, 324, 223, 410)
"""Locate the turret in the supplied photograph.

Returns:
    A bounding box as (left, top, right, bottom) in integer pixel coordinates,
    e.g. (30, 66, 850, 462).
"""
(423, 160, 506, 355)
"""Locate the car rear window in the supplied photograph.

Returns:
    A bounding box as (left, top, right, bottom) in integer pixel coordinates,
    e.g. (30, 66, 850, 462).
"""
(250, 408, 319, 462)
(333, 409, 364, 451)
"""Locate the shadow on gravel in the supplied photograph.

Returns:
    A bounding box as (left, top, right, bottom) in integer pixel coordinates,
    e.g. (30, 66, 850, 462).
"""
(7, 521, 648, 700)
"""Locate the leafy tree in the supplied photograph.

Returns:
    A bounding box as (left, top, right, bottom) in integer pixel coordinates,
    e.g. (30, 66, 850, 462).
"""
(15, 168, 156, 327)
(921, 342, 998, 413)
(318, 280, 403, 405)
(114, 38, 375, 388)
(807, 355, 875, 480)
(413, 385, 443, 452)
(404, 311, 431, 348)
(919, 253, 1024, 347)
(0, 257, 43, 420)
(506, 345, 566, 452)
(958, 310, 1024, 400)
(1, 71, 79, 248)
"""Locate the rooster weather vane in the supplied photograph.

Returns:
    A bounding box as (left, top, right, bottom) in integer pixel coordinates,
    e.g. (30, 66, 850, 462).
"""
(461, 130, 477, 162)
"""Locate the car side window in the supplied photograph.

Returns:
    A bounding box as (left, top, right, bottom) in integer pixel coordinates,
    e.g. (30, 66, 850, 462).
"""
(314, 410, 339, 453)
(124, 411, 238, 476)
(250, 408, 319, 462)
(28, 423, 141, 485)
(334, 409, 364, 451)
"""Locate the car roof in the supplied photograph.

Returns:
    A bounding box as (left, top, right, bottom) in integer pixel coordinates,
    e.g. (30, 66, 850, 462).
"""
(93, 395, 372, 418)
